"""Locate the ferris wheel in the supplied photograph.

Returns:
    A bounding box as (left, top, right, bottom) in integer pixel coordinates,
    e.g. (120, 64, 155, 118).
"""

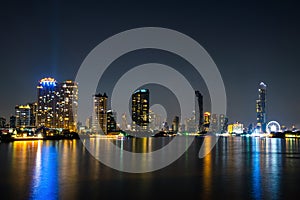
(266, 121, 281, 133)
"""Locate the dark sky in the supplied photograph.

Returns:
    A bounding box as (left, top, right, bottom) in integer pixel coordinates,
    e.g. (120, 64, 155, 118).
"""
(1, 0, 300, 127)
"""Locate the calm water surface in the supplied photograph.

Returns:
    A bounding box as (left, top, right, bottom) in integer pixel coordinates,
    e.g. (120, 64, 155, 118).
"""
(1, 136, 300, 199)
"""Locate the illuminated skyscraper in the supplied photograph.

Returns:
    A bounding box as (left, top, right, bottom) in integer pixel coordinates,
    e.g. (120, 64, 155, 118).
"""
(131, 89, 149, 131)
(92, 93, 108, 134)
(195, 91, 204, 132)
(57, 80, 78, 131)
(256, 82, 267, 133)
(36, 78, 58, 128)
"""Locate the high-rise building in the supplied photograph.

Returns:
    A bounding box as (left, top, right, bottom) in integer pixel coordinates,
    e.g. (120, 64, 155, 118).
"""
(10, 116, 16, 128)
(219, 114, 228, 133)
(36, 78, 59, 128)
(0, 117, 6, 128)
(149, 110, 162, 132)
(172, 116, 179, 133)
(195, 91, 204, 132)
(36, 78, 78, 131)
(57, 80, 78, 131)
(92, 93, 108, 134)
(15, 104, 32, 128)
(131, 89, 149, 131)
(210, 114, 218, 133)
(185, 114, 196, 133)
(203, 112, 211, 132)
(256, 82, 267, 133)
(28, 102, 37, 127)
(107, 110, 117, 133)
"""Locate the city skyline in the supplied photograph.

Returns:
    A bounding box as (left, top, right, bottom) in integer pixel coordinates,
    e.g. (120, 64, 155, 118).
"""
(1, 1, 300, 127)
(1, 75, 298, 133)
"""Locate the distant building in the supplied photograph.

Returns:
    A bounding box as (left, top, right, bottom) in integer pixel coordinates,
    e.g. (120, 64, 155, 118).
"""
(15, 104, 32, 128)
(172, 116, 179, 133)
(185, 114, 196, 133)
(149, 110, 162, 132)
(162, 121, 169, 132)
(227, 122, 244, 134)
(195, 91, 204, 132)
(203, 112, 211, 132)
(256, 82, 267, 133)
(131, 89, 149, 131)
(0, 117, 6, 128)
(57, 80, 78, 131)
(36, 78, 59, 128)
(10, 116, 16, 128)
(85, 116, 92, 129)
(210, 114, 218, 133)
(121, 113, 128, 131)
(107, 110, 117, 133)
(219, 114, 228, 133)
(92, 93, 108, 134)
(28, 102, 37, 127)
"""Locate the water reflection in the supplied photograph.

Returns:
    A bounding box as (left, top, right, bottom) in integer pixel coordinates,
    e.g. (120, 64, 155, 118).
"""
(30, 141, 59, 200)
(252, 138, 262, 199)
(202, 136, 212, 199)
(1, 137, 300, 199)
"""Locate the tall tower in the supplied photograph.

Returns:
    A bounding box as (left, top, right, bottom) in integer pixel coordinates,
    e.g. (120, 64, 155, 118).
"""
(195, 91, 204, 132)
(36, 78, 58, 128)
(92, 93, 108, 134)
(57, 80, 78, 132)
(131, 89, 149, 131)
(256, 82, 267, 133)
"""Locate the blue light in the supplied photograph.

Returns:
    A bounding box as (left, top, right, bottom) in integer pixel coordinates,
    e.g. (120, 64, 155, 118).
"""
(41, 81, 57, 87)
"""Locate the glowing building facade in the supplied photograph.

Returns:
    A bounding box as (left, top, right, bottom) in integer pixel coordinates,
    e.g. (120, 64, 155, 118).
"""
(36, 78, 78, 131)
(57, 81, 78, 132)
(203, 112, 211, 132)
(227, 122, 244, 134)
(36, 78, 58, 128)
(131, 89, 149, 131)
(92, 93, 108, 134)
(15, 105, 31, 128)
(256, 82, 267, 133)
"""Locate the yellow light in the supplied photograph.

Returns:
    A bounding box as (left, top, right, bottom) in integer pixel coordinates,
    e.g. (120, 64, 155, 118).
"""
(40, 77, 56, 83)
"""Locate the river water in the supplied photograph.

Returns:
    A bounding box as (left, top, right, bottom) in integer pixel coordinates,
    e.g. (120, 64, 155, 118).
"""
(1, 136, 300, 199)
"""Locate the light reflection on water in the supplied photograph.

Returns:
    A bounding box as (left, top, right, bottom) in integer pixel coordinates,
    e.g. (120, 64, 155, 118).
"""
(0, 137, 300, 199)
(30, 141, 59, 200)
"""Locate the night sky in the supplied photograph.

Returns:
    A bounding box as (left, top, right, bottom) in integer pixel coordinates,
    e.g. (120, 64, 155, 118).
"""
(1, 0, 300, 127)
